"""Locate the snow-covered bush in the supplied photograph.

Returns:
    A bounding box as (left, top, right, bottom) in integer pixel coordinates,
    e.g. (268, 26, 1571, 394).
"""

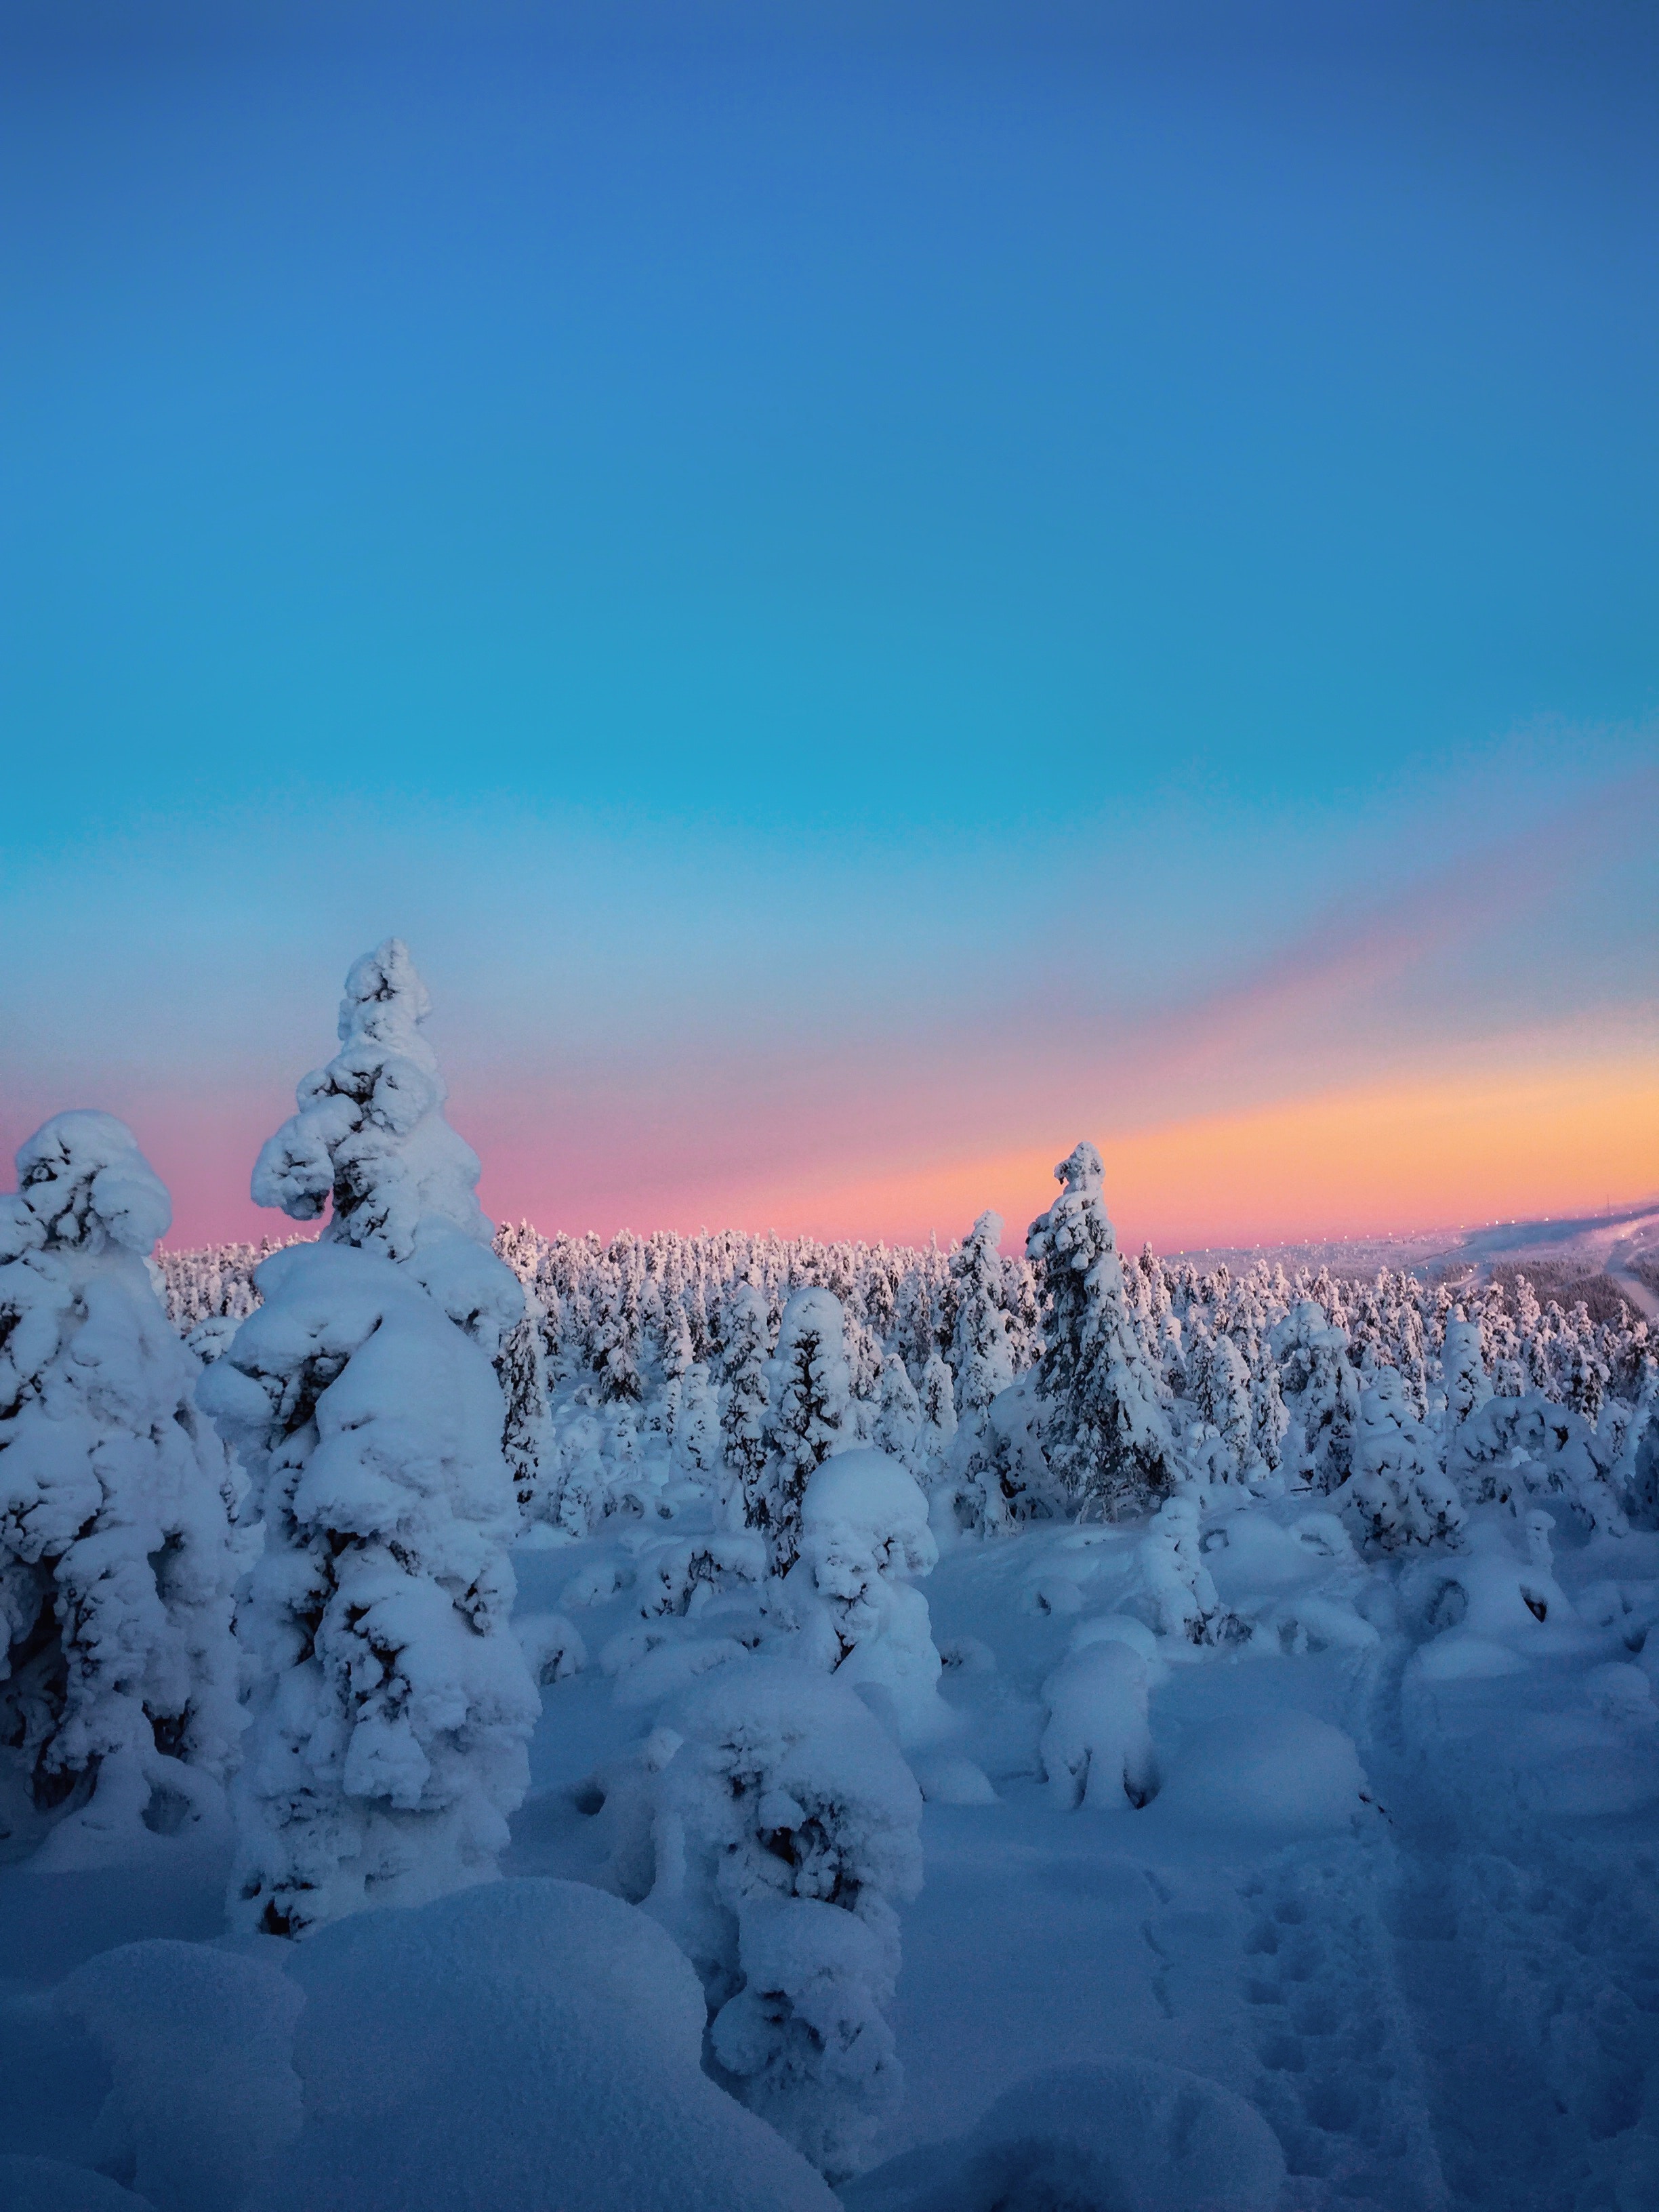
(613, 1658, 924, 2179)
(199, 943, 537, 1935)
(779, 1449, 948, 1746)
(1139, 1494, 1245, 1645)
(756, 1290, 854, 1573)
(1040, 1639, 1158, 1811)
(0, 1113, 239, 1862)
(1336, 1365, 1465, 1554)
(1446, 1390, 1628, 1535)
(1026, 1143, 1174, 1515)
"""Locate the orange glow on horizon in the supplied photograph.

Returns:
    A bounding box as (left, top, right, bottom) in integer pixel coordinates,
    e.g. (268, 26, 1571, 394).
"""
(668, 1054, 1659, 1250)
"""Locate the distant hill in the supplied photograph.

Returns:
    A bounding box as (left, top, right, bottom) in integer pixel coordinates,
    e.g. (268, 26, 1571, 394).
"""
(1171, 1200, 1659, 1322)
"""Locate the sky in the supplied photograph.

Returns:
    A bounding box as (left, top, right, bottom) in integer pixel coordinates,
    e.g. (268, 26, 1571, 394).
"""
(3, 0, 1655, 1253)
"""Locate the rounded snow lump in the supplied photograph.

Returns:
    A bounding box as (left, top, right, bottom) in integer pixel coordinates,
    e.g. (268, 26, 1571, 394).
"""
(246, 1877, 836, 2212)
(0, 2160, 152, 2211)
(887, 2059, 1286, 2212)
(1153, 1708, 1366, 1837)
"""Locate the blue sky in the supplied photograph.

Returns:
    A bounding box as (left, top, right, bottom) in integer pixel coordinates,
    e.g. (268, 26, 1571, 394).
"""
(3, 1, 1655, 1244)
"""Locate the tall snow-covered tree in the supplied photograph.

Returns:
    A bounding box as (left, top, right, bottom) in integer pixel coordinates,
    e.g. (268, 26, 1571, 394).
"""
(720, 1283, 773, 1525)
(916, 1351, 958, 1471)
(1439, 1311, 1492, 1426)
(756, 1290, 853, 1573)
(201, 942, 538, 1936)
(0, 1114, 239, 1860)
(947, 1211, 1016, 1422)
(1185, 1324, 1253, 1477)
(1026, 1143, 1174, 1515)
(872, 1354, 923, 1471)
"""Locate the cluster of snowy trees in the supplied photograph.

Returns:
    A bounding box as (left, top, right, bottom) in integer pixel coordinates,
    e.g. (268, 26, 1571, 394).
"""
(162, 1134, 1656, 1569)
(9, 940, 1659, 2183)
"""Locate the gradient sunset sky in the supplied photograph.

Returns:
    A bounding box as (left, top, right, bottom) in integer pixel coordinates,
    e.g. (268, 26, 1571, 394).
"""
(3, 1, 1655, 1251)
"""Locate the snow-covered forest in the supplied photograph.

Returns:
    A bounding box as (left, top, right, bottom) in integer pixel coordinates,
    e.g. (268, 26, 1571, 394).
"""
(4, 943, 1658, 2212)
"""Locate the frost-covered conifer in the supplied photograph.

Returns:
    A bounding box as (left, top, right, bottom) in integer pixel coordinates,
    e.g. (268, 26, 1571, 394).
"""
(201, 943, 537, 1936)
(844, 1315, 884, 1425)
(252, 941, 522, 1353)
(1439, 1312, 1492, 1426)
(1027, 1143, 1174, 1515)
(947, 1212, 1016, 1420)
(672, 1362, 721, 1479)
(0, 1114, 239, 1860)
(1336, 1366, 1465, 1554)
(1248, 1353, 1288, 1475)
(916, 1351, 958, 1469)
(1273, 1303, 1361, 1492)
(755, 1291, 853, 1572)
(1185, 1326, 1253, 1478)
(497, 1309, 552, 1517)
(720, 1284, 773, 1525)
(891, 1272, 939, 1385)
(872, 1354, 922, 1470)
(590, 1267, 645, 1404)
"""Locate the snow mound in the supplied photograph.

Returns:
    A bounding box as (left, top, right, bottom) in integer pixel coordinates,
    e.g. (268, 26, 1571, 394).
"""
(71, 1877, 834, 2212)
(1040, 1641, 1158, 1812)
(58, 1941, 303, 2212)
(1151, 1710, 1368, 1837)
(859, 2059, 1286, 2212)
(0, 2158, 151, 2211)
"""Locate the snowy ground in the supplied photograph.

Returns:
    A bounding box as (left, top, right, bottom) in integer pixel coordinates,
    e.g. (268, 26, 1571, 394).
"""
(5, 1492, 1658, 2211)
(499, 1498, 1659, 2212)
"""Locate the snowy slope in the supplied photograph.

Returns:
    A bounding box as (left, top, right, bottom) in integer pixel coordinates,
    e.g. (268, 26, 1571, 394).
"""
(1176, 1200, 1659, 1289)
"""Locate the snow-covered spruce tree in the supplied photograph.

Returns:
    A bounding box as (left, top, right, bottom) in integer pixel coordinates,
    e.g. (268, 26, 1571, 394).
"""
(1440, 1311, 1492, 1427)
(1184, 1324, 1254, 1481)
(947, 1212, 1016, 1422)
(249, 940, 525, 1359)
(754, 1291, 853, 1573)
(0, 1113, 239, 1859)
(916, 1350, 958, 1470)
(1334, 1365, 1465, 1555)
(588, 1263, 644, 1404)
(872, 1354, 922, 1472)
(497, 1307, 552, 1518)
(1273, 1304, 1361, 1492)
(199, 942, 538, 1936)
(1248, 1351, 1288, 1477)
(720, 1283, 773, 1527)
(1026, 1143, 1174, 1515)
